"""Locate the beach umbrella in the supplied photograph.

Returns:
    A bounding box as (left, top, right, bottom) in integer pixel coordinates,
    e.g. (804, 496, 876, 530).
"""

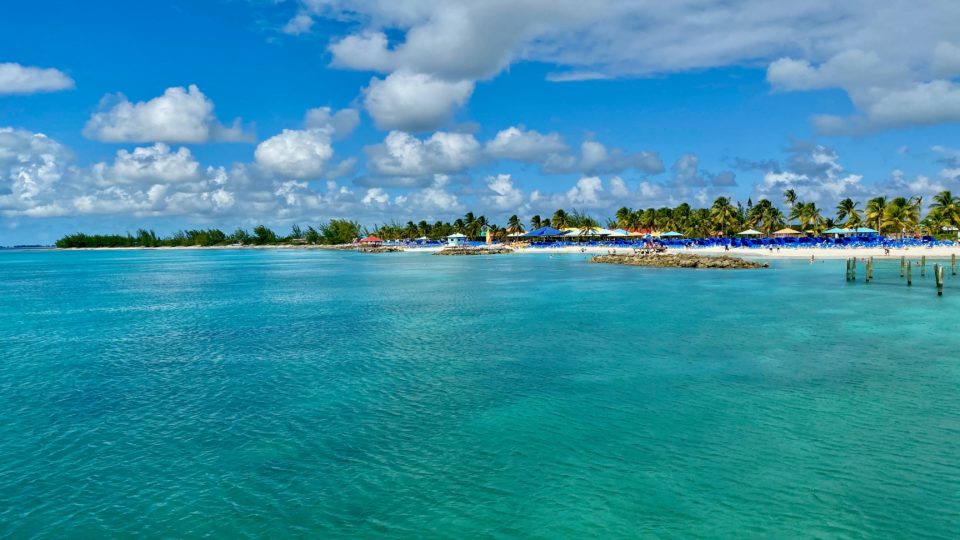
(737, 229, 763, 236)
(773, 227, 800, 236)
(661, 231, 684, 237)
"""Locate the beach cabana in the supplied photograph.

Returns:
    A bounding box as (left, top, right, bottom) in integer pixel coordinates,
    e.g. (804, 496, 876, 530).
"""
(661, 231, 684, 238)
(446, 232, 468, 246)
(737, 229, 763, 236)
(850, 227, 878, 236)
(608, 229, 629, 237)
(524, 226, 564, 237)
(773, 227, 801, 238)
(822, 227, 850, 237)
(360, 235, 383, 245)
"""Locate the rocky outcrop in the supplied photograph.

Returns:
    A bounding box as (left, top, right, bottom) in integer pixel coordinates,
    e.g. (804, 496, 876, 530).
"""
(357, 245, 404, 253)
(435, 245, 514, 256)
(591, 253, 767, 269)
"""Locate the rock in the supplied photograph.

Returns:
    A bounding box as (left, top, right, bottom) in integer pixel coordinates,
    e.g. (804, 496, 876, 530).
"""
(591, 253, 767, 269)
(357, 245, 404, 253)
(435, 246, 514, 256)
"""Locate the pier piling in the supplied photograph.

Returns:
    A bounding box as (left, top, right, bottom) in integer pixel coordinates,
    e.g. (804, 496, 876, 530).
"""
(907, 260, 912, 286)
(953, 253, 956, 276)
(921, 255, 926, 277)
(851, 257, 857, 281)
(867, 257, 874, 282)
(936, 264, 944, 296)
(845, 258, 851, 281)
(900, 256, 905, 278)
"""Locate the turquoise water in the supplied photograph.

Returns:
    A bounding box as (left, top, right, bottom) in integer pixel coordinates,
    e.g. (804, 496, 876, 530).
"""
(1, 249, 959, 538)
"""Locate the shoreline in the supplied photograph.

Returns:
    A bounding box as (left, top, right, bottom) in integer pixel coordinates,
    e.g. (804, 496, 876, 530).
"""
(47, 243, 960, 260)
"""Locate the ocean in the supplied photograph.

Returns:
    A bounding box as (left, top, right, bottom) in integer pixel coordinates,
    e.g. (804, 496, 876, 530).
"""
(1, 249, 958, 538)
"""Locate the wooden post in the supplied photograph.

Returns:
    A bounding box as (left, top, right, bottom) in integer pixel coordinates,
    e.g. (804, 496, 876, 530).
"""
(851, 257, 857, 281)
(845, 258, 851, 281)
(900, 256, 905, 278)
(921, 255, 926, 277)
(953, 253, 956, 276)
(936, 264, 944, 296)
(867, 257, 873, 282)
(907, 259, 912, 286)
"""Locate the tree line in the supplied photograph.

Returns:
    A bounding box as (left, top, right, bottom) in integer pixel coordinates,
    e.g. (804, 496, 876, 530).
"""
(55, 190, 960, 247)
(55, 220, 363, 248)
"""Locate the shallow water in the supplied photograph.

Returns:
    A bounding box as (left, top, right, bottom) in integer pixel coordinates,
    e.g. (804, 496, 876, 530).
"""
(1, 250, 958, 538)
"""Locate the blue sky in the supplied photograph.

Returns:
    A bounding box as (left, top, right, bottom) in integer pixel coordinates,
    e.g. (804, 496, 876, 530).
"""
(2, 0, 960, 244)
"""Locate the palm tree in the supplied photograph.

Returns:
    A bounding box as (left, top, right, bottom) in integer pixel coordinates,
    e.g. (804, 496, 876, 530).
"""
(784, 189, 798, 217)
(507, 214, 523, 233)
(530, 215, 542, 230)
(792, 202, 825, 233)
(615, 206, 633, 229)
(866, 196, 887, 232)
(930, 190, 960, 228)
(552, 209, 568, 229)
(883, 203, 912, 237)
(835, 198, 862, 228)
(710, 197, 738, 235)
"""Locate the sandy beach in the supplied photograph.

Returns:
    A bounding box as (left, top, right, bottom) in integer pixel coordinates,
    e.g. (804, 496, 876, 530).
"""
(62, 242, 960, 260)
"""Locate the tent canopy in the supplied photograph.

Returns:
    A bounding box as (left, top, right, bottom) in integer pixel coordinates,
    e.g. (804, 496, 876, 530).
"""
(822, 227, 848, 234)
(737, 229, 763, 236)
(773, 227, 801, 235)
(660, 231, 684, 237)
(564, 227, 614, 236)
(446, 233, 467, 238)
(524, 226, 564, 237)
(851, 227, 878, 234)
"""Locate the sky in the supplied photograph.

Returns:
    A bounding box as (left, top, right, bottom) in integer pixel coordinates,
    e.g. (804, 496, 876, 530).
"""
(2, 0, 960, 244)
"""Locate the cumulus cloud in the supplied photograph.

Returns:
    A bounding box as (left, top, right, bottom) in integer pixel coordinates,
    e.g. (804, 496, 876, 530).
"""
(752, 143, 866, 204)
(304, 107, 360, 138)
(482, 174, 526, 211)
(365, 130, 481, 176)
(544, 140, 663, 175)
(484, 126, 568, 161)
(289, 1, 960, 134)
(363, 71, 474, 132)
(0, 63, 74, 95)
(0, 127, 71, 216)
(92, 144, 201, 186)
(254, 128, 334, 179)
(768, 47, 960, 134)
(83, 85, 252, 143)
(393, 174, 464, 214)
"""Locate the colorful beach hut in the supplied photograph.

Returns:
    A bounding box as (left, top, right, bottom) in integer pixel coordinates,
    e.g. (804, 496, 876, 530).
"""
(822, 227, 849, 237)
(446, 232, 467, 246)
(359, 235, 383, 245)
(773, 227, 801, 238)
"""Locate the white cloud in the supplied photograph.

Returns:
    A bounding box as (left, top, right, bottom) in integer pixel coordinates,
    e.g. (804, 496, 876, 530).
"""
(484, 126, 568, 161)
(0, 127, 70, 215)
(361, 187, 389, 206)
(304, 107, 360, 138)
(366, 130, 481, 176)
(254, 128, 334, 179)
(482, 174, 526, 211)
(753, 143, 865, 205)
(363, 71, 474, 132)
(545, 140, 663, 175)
(531, 175, 608, 210)
(769, 48, 960, 134)
(83, 85, 251, 143)
(0, 63, 74, 95)
(933, 42, 960, 78)
(92, 144, 201, 186)
(282, 12, 314, 35)
(394, 174, 464, 214)
(293, 1, 960, 134)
